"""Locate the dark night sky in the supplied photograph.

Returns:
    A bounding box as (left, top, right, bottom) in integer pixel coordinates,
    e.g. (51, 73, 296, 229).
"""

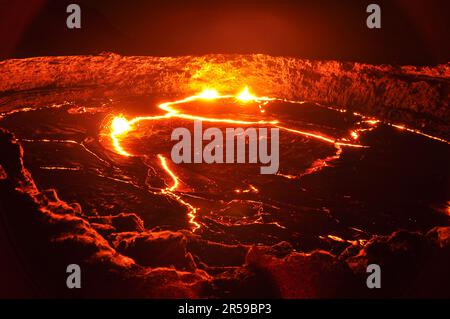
(0, 0, 449, 65)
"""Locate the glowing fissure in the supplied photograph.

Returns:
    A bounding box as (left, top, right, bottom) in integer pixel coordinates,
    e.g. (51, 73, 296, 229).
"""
(388, 123, 450, 144)
(158, 154, 180, 192)
(157, 154, 201, 231)
(235, 184, 259, 194)
(20, 138, 110, 165)
(300, 146, 343, 177)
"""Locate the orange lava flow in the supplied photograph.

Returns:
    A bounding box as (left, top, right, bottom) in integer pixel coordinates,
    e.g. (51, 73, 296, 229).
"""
(389, 123, 450, 144)
(107, 86, 450, 231)
(108, 86, 364, 158)
(157, 154, 201, 231)
(158, 154, 180, 192)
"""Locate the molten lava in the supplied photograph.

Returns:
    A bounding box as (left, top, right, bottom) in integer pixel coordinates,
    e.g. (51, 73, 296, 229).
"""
(157, 154, 200, 230)
(106, 86, 450, 231)
(236, 86, 257, 102)
(111, 116, 133, 156)
(108, 86, 365, 156)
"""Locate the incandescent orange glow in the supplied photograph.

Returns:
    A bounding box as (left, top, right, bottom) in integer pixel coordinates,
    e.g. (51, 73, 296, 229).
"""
(390, 123, 450, 144)
(365, 119, 380, 125)
(327, 235, 346, 243)
(235, 184, 259, 194)
(157, 154, 200, 231)
(196, 88, 220, 99)
(276, 172, 298, 180)
(236, 86, 256, 102)
(111, 116, 131, 135)
(158, 154, 179, 192)
(110, 116, 132, 156)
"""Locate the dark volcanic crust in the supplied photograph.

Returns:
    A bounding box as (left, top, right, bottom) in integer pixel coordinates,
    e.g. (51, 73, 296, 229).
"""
(0, 53, 449, 138)
(0, 123, 450, 298)
(1, 55, 450, 298)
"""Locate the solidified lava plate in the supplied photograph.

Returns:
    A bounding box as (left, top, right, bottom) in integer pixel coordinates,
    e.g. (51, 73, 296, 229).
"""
(0, 54, 449, 298)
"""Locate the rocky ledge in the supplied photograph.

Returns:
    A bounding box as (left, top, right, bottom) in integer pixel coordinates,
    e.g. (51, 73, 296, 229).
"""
(0, 53, 449, 138)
